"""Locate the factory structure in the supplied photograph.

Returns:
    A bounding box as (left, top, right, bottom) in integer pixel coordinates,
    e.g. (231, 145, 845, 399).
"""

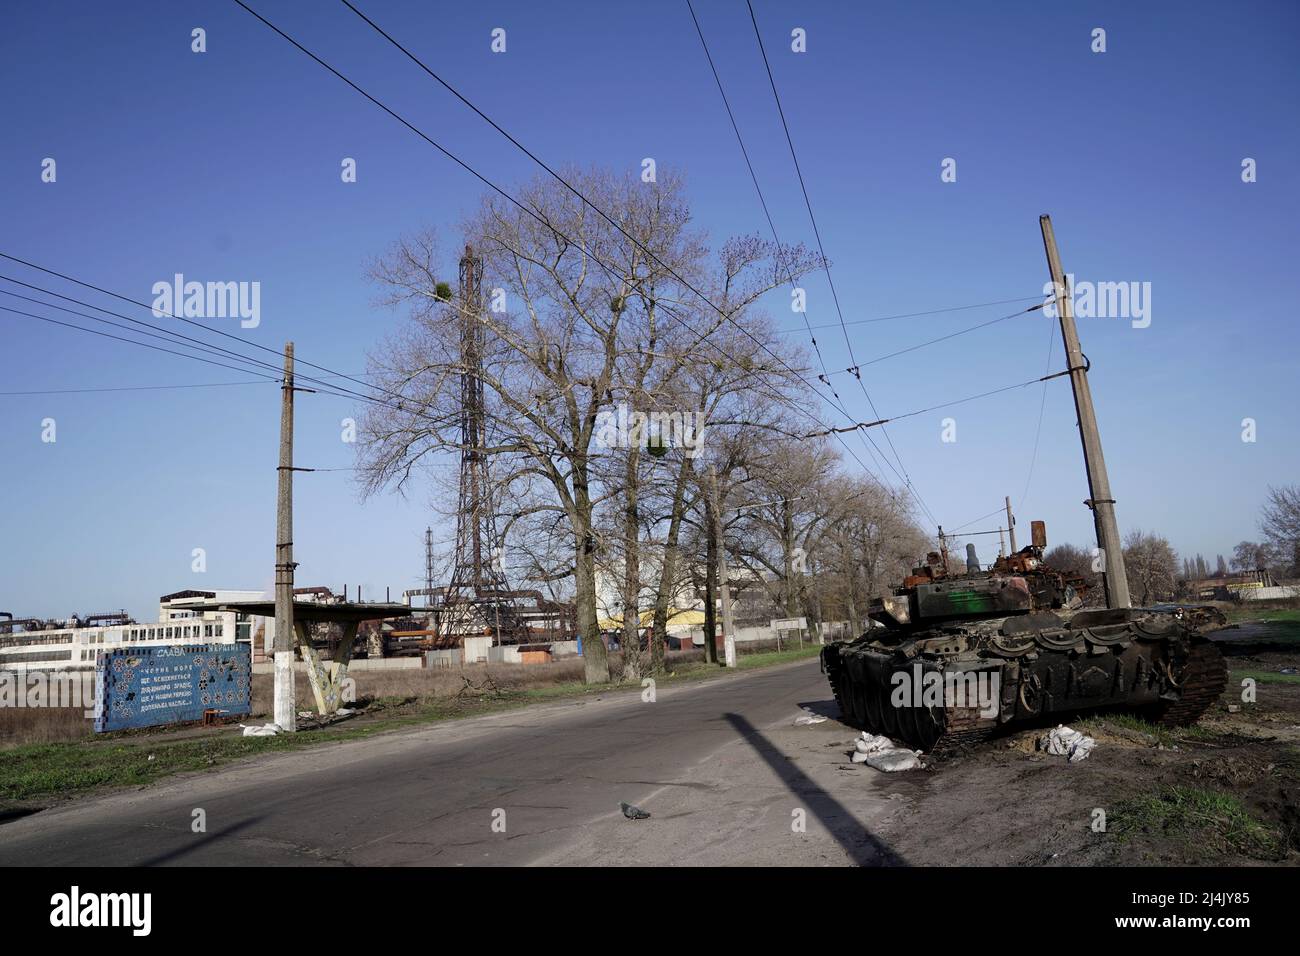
(0, 581, 579, 674)
(0, 590, 264, 673)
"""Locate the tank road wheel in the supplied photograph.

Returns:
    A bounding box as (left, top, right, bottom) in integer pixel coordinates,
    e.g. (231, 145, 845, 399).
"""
(1153, 637, 1228, 727)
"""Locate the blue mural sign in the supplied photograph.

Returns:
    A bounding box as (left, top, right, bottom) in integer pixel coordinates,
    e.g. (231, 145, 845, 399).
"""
(94, 643, 251, 732)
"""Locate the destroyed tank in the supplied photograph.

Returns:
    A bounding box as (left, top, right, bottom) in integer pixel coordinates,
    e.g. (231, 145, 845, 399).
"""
(820, 522, 1228, 755)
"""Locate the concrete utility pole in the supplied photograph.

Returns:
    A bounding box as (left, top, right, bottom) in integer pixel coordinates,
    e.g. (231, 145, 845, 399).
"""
(1005, 495, 1017, 553)
(274, 342, 298, 731)
(702, 494, 719, 664)
(708, 465, 737, 668)
(1039, 215, 1131, 608)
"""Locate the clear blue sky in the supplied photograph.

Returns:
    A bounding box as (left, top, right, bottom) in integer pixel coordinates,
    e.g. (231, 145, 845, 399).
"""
(2, 0, 1296, 619)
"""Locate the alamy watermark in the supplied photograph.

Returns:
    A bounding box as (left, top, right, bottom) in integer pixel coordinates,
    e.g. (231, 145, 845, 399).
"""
(1043, 273, 1151, 329)
(1, 669, 96, 717)
(594, 403, 706, 458)
(890, 664, 1000, 719)
(151, 274, 260, 328)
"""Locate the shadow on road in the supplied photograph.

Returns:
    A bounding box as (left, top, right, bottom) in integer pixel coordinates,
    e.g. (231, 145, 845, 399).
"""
(136, 816, 265, 867)
(795, 698, 841, 719)
(723, 712, 906, 866)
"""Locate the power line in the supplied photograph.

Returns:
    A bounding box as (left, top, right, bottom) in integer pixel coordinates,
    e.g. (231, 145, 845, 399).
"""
(0, 283, 289, 380)
(0, 263, 474, 439)
(234, 0, 826, 418)
(743, 0, 938, 529)
(681, 0, 901, 487)
(326, 0, 848, 404)
(0, 253, 395, 409)
(798, 295, 1047, 331)
(815, 301, 1047, 379)
(0, 371, 369, 397)
(0, 266, 380, 401)
(1018, 311, 1058, 511)
(239, 0, 926, 501)
(3, 258, 591, 466)
(325, 0, 946, 503)
(682, 0, 838, 385)
(948, 507, 1006, 533)
(7, 259, 894, 505)
(1, 274, 456, 428)
(683, 0, 942, 520)
(0, 305, 281, 381)
(805, 366, 1076, 438)
(0, 380, 278, 396)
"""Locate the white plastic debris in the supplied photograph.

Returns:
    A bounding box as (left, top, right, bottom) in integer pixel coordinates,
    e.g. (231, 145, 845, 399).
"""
(240, 723, 282, 737)
(866, 749, 924, 772)
(851, 732, 923, 771)
(795, 714, 828, 725)
(854, 732, 895, 755)
(1039, 724, 1096, 762)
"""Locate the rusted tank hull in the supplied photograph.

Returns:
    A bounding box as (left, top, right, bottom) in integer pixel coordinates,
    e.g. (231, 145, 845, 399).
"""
(822, 610, 1227, 754)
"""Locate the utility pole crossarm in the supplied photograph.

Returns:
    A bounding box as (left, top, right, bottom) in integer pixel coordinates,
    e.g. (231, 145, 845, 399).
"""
(1039, 215, 1131, 609)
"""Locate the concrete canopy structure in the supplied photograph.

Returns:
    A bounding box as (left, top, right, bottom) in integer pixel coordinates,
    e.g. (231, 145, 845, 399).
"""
(194, 599, 409, 624)
(194, 599, 409, 717)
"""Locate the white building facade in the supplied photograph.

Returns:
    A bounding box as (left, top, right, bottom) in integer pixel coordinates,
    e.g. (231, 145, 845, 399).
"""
(0, 589, 272, 672)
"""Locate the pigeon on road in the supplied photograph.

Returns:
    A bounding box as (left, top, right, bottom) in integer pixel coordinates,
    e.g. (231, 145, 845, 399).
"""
(620, 801, 651, 820)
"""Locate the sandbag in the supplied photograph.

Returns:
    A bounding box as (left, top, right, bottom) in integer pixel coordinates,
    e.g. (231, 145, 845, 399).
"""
(1040, 724, 1096, 762)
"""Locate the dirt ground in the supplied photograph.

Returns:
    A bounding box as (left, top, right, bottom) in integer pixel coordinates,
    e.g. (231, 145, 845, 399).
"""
(860, 620, 1300, 866)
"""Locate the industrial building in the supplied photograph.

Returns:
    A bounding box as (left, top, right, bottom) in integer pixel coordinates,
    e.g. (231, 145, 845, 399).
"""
(0, 589, 267, 672)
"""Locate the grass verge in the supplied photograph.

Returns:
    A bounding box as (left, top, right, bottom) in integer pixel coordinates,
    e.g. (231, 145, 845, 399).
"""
(1223, 606, 1300, 625)
(1230, 668, 1300, 685)
(1075, 713, 1179, 747)
(1112, 785, 1282, 860)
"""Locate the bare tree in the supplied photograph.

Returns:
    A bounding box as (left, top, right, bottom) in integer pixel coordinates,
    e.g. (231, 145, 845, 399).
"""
(1044, 542, 1103, 605)
(358, 168, 819, 684)
(1260, 484, 1300, 578)
(811, 477, 927, 635)
(1122, 530, 1179, 605)
(729, 438, 840, 619)
(1231, 540, 1270, 573)
(360, 170, 703, 682)
(597, 235, 821, 676)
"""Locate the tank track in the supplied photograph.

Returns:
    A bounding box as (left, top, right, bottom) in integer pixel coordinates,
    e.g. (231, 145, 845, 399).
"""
(824, 635, 1229, 757)
(1151, 637, 1228, 726)
(927, 727, 995, 759)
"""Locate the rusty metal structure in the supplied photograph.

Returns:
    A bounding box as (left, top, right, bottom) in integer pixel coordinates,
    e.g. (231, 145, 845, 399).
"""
(417, 245, 573, 649)
(821, 522, 1228, 754)
(0, 610, 134, 634)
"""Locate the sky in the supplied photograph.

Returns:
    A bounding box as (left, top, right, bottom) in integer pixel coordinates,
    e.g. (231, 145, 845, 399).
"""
(1, 0, 1297, 620)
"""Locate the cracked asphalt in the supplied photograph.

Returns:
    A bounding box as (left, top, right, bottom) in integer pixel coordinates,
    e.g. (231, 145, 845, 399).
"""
(0, 658, 904, 866)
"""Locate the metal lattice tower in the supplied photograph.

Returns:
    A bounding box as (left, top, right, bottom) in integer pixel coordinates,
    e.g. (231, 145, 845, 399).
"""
(434, 245, 522, 644)
(447, 246, 507, 598)
(404, 245, 573, 649)
(425, 527, 435, 596)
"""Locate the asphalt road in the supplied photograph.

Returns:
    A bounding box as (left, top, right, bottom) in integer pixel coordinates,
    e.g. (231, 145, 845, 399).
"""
(0, 659, 906, 866)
